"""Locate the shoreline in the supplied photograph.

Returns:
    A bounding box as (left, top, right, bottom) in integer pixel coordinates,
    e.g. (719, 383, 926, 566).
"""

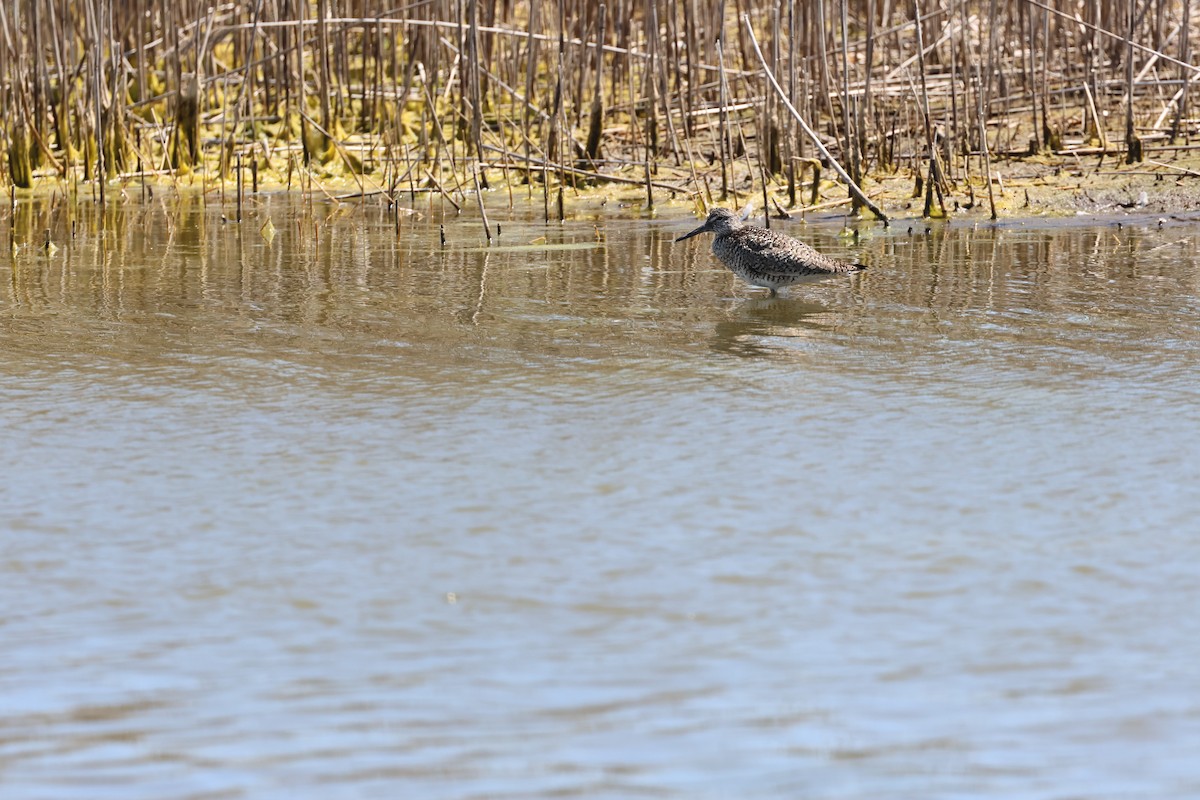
(9, 151, 1200, 237)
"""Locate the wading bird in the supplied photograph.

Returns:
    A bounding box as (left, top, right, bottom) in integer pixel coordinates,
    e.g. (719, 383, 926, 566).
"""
(675, 207, 865, 296)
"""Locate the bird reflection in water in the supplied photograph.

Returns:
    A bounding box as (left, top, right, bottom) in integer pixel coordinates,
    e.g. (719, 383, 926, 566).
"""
(710, 297, 837, 358)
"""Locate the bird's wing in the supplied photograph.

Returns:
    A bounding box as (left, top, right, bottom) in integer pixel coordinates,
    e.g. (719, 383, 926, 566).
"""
(739, 229, 858, 273)
(741, 230, 831, 263)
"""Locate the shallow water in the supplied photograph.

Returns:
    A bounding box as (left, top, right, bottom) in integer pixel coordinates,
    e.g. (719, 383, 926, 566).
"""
(3, 195, 1199, 799)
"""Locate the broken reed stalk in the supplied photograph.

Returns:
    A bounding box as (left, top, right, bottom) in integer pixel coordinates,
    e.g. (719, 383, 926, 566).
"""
(715, 34, 731, 202)
(1173, 0, 1191, 140)
(838, 0, 858, 210)
(975, 71, 997, 220)
(741, 14, 888, 223)
(913, 0, 945, 218)
(583, 3, 606, 164)
(467, 0, 485, 161)
(1125, 0, 1143, 163)
(472, 165, 491, 242)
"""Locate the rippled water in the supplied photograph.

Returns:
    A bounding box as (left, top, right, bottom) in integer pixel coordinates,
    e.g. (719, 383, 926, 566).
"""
(3, 195, 1200, 798)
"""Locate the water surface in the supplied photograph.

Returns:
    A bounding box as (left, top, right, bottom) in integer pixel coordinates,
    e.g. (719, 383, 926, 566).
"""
(3, 196, 1199, 798)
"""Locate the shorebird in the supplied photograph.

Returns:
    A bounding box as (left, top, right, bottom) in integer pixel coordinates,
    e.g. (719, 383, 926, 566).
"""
(675, 207, 865, 296)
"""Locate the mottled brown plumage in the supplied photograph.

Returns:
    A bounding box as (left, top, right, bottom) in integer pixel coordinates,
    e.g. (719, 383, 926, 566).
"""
(675, 207, 865, 296)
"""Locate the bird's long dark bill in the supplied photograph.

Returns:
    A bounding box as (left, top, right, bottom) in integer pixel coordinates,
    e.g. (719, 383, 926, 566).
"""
(674, 224, 709, 242)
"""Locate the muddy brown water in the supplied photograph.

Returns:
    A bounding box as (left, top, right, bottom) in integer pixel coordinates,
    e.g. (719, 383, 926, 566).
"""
(3, 196, 1199, 798)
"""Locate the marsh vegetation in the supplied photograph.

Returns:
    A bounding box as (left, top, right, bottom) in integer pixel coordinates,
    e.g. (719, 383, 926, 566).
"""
(2, 0, 1199, 219)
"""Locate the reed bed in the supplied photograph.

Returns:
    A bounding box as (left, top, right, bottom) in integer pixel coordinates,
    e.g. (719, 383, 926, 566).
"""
(2, 0, 1198, 220)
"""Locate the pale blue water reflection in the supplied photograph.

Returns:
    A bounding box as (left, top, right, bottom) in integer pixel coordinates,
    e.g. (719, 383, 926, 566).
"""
(2, 197, 1199, 798)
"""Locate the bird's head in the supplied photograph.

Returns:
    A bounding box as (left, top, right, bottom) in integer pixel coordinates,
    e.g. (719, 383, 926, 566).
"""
(674, 207, 743, 241)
